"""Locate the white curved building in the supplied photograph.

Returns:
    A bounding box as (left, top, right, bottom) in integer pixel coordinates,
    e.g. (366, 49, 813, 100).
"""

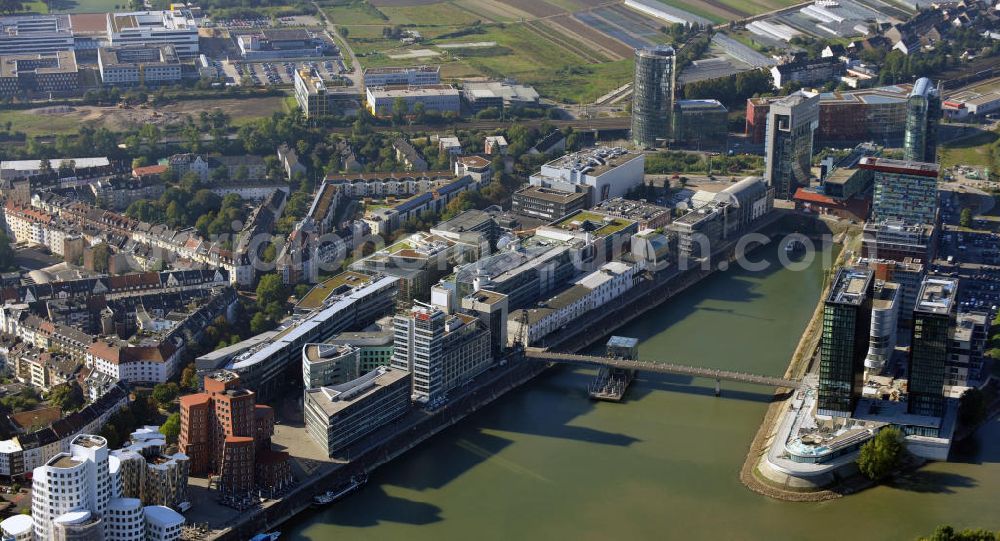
(864, 281, 899, 375)
(0, 514, 33, 541)
(31, 434, 186, 541)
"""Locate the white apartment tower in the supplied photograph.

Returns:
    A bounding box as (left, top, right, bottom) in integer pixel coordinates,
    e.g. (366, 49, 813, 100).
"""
(31, 434, 185, 541)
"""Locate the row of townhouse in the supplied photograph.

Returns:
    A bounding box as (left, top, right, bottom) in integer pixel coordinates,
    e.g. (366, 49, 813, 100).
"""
(0, 268, 228, 305)
(0, 382, 129, 479)
(29, 192, 240, 282)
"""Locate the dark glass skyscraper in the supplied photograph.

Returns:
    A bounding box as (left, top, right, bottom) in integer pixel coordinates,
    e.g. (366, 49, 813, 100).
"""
(908, 277, 957, 417)
(764, 91, 819, 200)
(818, 268, 873, 417)
(903, 77, 941, 163)
(631, 45, 675, 149)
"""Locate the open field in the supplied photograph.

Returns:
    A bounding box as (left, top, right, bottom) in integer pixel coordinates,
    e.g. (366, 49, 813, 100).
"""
(378, 3, 484, 25)
(940, 129, 999, 170)
(0, 96, 287, 137)
(47, 0, 122, 13)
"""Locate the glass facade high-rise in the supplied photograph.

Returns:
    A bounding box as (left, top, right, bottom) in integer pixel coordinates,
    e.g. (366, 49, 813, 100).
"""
(908, 277, 957, 417)
(818, 268, 873, 417)
(903, 77, 941, 163)
(861, 156, 940, 225)
(631, 45, 675, 149)
(764, 91, 819, 200)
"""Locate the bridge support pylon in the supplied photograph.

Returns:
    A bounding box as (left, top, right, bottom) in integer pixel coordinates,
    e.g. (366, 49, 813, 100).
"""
(715, 378, 721, 397)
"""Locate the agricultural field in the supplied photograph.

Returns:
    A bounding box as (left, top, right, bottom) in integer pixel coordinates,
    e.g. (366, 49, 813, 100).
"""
(326, 0, 803, 103)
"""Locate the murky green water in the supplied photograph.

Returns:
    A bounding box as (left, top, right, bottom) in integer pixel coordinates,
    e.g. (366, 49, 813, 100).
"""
(288, 245, 1000, 541)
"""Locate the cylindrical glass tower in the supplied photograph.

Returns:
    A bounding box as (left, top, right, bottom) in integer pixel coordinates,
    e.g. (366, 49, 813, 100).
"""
(631, 45, 676, 149)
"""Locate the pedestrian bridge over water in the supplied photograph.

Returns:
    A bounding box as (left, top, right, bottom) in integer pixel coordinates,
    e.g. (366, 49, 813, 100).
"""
(523, 348, 802, 390)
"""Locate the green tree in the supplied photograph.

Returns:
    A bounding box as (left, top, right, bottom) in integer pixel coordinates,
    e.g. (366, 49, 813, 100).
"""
(100, 423, 121, 449)
(160, 412, 181, 445)
(91, 243, 111, 273)
(921, 525, 999, 541)
(0, 228, 17, 272)
(255, 273, 286, 310)
(857, 427, 904, 480)
(960, 208, 973, 228)
(249, 311, 273, 334)
(151, 382, 179, 407)
(181, 363, 199, 391)
(48, 383, 85, 412)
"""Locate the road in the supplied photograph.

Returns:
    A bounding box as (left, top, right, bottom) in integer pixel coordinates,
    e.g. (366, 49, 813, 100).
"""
(312, 0, 364, 92)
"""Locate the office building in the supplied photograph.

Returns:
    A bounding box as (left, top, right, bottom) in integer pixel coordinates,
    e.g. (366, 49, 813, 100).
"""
(529, 146, 644, 207)
(362, 65, 439, 87)
(946, 312, 989, 388)
(672, 99, 728, 150)
(670, 176, 773, 259)
(594, 197, 672, 230)
(236, 28, 323, 60)
(862, 156, 939, 225)
(903, 77, 941, 162)
(31, 434, 185, 541)
(0, 50, 79, 97)
(294, 66, 331, 119)
(366, 84, 460, 116)
(765, 91, 819, 200)
(208, 275, 396, 401)
(329, 331, 394, 373)
(177, 372, 293, 500)
(747, 84, 914, 146)
(631, 45, 676, 148)
(817, 268, 873, 417)
(855, 257, 924, 325)
(303, 366, 411, 457)
(511, 185, 589, 222)
(392, 305, 492, 403)
(0, 15, 74, 56)
(908, 278, 956, 417)
(863, 281, 899, 376)
(106, 11, 199, 57)
(461, 81, 540, 112)
(861, 220, 935, 263)
(461, 290, 508, 360)
(97, 45, 181, 86)
(302, 343, 360, 388)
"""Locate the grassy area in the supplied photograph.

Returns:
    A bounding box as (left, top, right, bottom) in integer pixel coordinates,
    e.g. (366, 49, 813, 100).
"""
(0, 110, 82, 137)
(48, 0, 124, 13)
(20, 1, 48, 13)
(322, 1, 388, 25)
(379, 3, 482, 26)
(939, 129, 999, 169)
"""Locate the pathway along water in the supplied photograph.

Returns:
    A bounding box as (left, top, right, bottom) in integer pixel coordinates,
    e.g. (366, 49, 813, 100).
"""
(287, 244, 1000, 540)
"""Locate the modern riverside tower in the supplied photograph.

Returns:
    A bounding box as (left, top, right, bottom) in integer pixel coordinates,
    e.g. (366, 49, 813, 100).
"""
(903, 77, 941, 163)
(631, 45, 676, 149)
(818, 268, 874, 417)
(909, 277, 957, 418)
